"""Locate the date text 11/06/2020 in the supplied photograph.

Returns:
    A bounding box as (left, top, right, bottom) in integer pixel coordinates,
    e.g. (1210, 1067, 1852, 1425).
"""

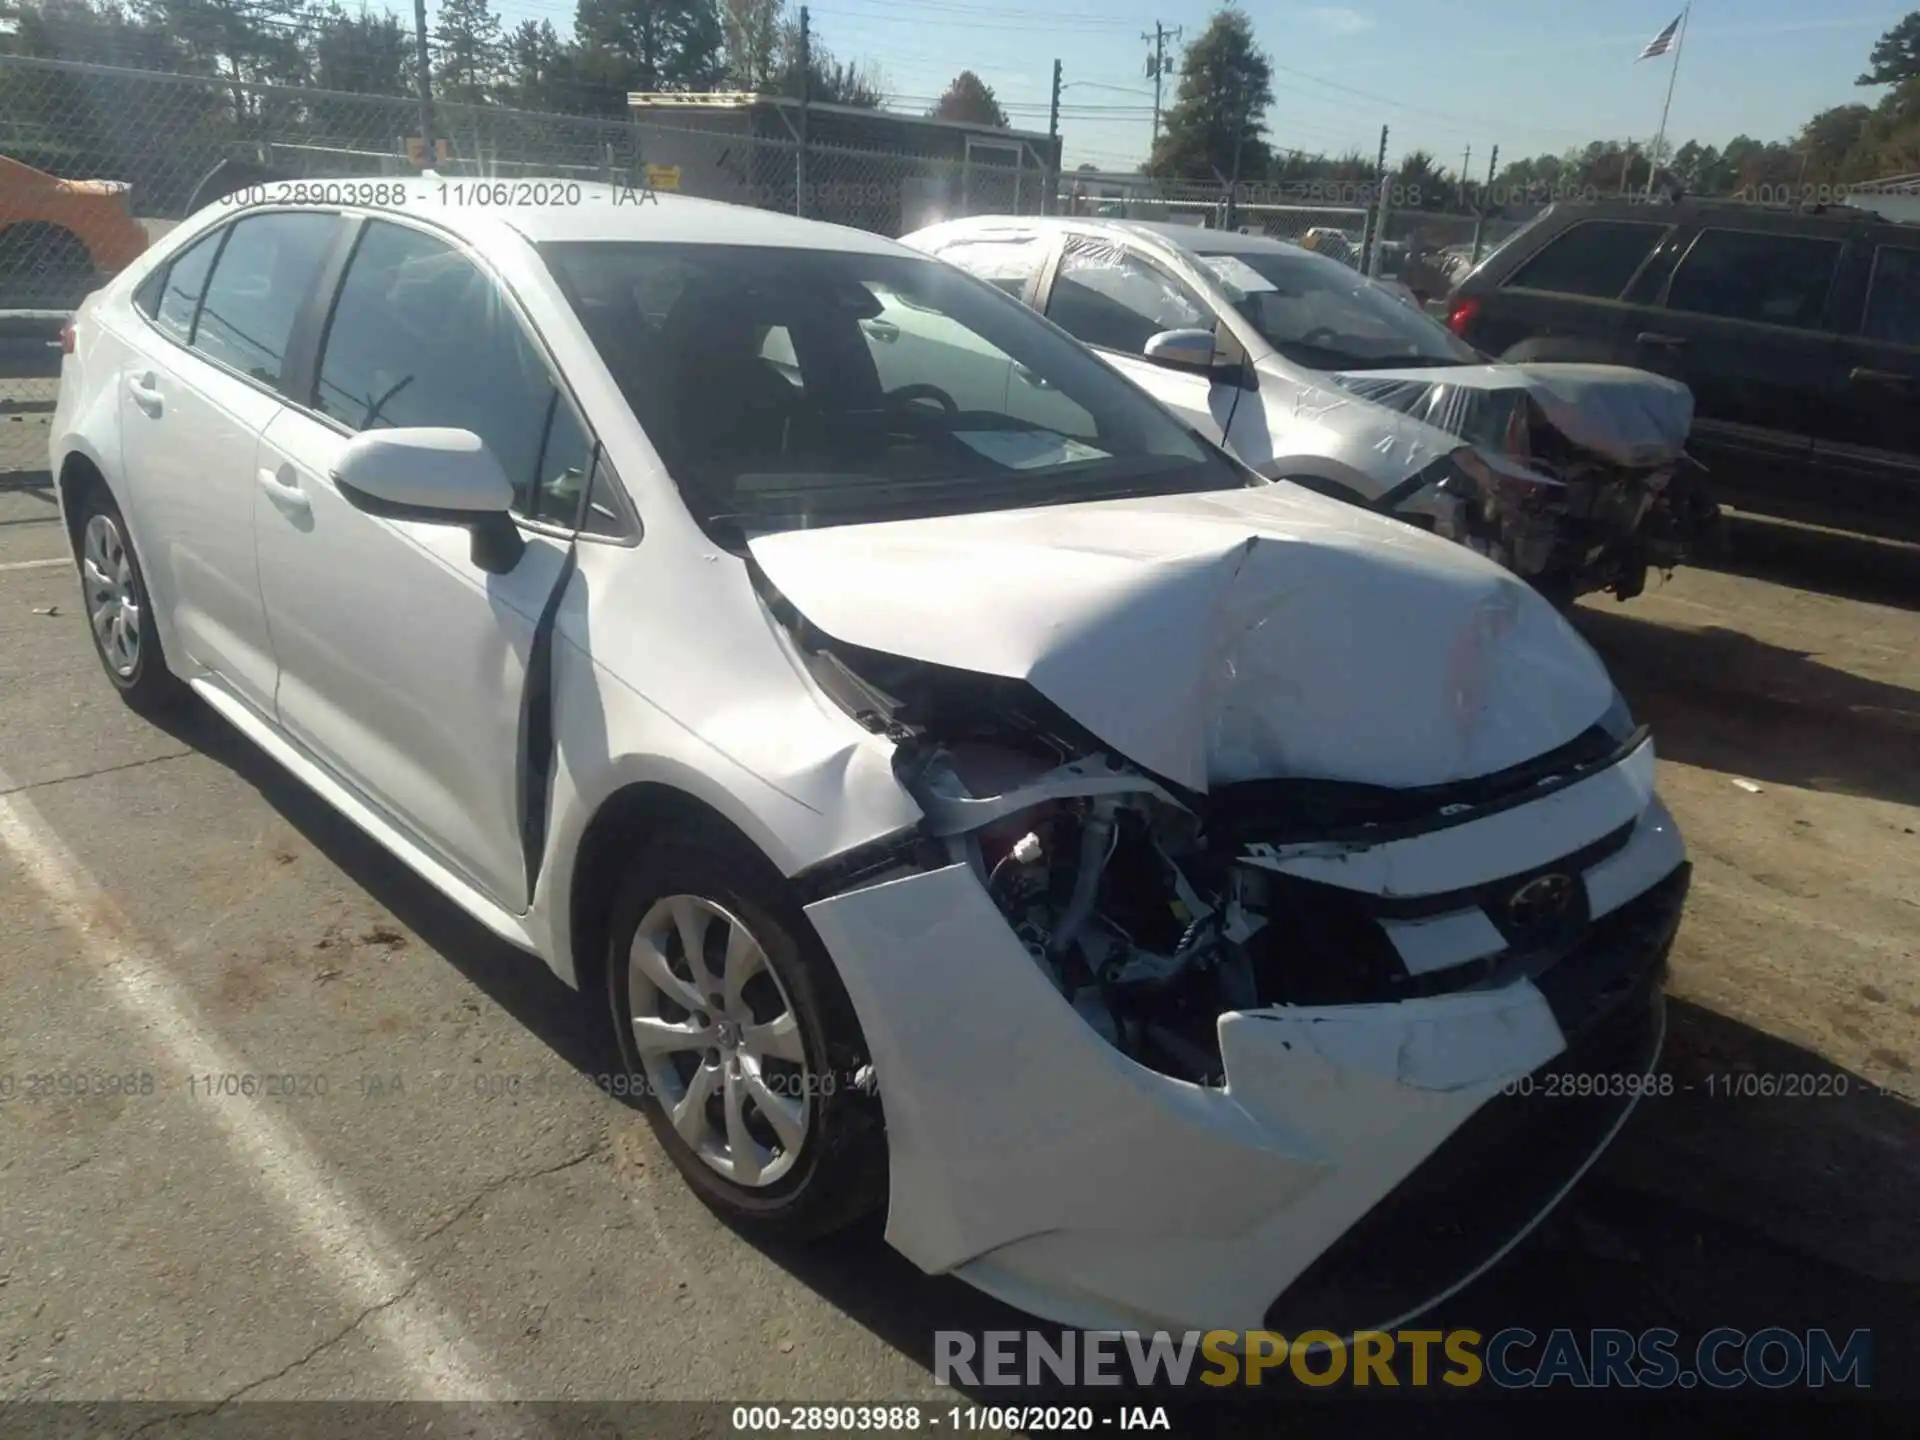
(730, 1406, 1171, 1432)
(1500, 1070, 1868, 1099)
(217, 180, 663, 210)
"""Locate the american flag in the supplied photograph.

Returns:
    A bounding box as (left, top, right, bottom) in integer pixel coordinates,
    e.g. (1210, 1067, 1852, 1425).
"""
(1638, 15, 1682, 60)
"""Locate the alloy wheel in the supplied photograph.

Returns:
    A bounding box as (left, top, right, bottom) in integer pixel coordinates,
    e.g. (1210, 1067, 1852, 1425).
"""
(626, 894, 812, 1187)
(82, 512, 141, 678)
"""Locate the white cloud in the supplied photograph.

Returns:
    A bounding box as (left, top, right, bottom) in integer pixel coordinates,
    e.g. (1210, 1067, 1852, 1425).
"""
(1306, 7, 1375, 36)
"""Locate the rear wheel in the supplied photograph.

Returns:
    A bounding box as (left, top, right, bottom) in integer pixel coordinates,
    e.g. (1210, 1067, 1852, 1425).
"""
(75, 487, 188, 716)
(605, 825, 886, 1239)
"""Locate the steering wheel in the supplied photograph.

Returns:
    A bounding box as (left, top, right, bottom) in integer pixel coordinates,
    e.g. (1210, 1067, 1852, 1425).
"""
(884, 383, 959, 419)
(1298, 325, 1343, 348)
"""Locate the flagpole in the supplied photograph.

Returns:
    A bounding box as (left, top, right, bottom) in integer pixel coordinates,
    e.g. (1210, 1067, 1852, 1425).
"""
(1648, 4, 1691, 197)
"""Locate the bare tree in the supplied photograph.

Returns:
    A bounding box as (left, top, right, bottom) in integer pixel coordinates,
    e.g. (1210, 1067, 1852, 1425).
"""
(720, 0, 781, 90)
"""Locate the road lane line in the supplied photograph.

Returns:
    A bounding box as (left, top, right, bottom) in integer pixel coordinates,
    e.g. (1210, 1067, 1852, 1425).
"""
(0, 557, 70, 572)
(0, 762, 517, 1407)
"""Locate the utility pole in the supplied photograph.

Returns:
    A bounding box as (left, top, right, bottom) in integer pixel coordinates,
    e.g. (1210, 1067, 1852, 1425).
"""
(1046, 59, 1062, 216)
(796, 4, 810, 218)
(1142, 22, 1179, 150)
(1470, 144, 1498, 266)
(411, 0, 434, 169)
(1361, 123, 1388, 278)
(1619, 139, 1633, 196)
(1224, 71, 1244, 230)
(1460, 144, 1471, 208)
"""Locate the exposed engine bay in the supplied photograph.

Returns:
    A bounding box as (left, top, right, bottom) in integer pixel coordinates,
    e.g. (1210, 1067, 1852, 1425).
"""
(1343, 365, 1723, 604)
(768, 579, 1636, 1086)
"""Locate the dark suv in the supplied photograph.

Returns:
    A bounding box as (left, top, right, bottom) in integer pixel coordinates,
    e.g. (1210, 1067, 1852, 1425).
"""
(1445, 198, 1920, 543)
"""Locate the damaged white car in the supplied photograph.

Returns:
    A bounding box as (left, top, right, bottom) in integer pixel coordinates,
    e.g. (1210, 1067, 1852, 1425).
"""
(904, 216, 1720, 605)
(54, 185, 1689, 1338)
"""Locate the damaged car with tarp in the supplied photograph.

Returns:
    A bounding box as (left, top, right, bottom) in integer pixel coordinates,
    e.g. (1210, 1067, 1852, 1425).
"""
(904, 216, 1720, 605)
(57, 186, 1690, 1339)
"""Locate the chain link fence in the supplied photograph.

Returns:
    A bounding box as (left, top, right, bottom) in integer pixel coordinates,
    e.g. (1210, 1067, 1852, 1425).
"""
(0, 51, 1053, 321)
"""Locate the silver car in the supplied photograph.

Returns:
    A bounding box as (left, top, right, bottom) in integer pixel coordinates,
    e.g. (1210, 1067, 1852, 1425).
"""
(904, 216, 1719, 604)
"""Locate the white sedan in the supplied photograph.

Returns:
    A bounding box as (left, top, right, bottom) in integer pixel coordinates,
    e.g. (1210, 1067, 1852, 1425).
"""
(52, 180, 1689, 1337)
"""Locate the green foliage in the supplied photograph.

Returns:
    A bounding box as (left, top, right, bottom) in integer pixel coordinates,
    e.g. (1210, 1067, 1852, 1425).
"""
(573, 0, 723, 95)
(1859, 11, 1920, 86)
(434, 0, 500, 102)
(1148, 6, 1273, 180)
(929, 69, 1005, 127)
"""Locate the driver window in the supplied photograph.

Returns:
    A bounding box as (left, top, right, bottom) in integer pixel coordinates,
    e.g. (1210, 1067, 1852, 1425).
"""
(315, 220, 582, 521)
(1047, 242, 1211, 355)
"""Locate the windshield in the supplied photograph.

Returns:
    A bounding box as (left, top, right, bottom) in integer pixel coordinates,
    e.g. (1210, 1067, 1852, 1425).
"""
(541, 242, 1245, 535)
(1195, 246, 1478, 371)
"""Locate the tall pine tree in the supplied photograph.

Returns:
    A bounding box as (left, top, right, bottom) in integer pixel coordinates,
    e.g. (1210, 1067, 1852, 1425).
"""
(1147, 7, 1273, 181)
(435, 0, 503, 102)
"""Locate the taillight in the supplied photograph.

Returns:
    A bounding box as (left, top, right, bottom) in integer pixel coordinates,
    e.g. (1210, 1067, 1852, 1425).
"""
(59, 319, 76, 355)
(1446, 295, 1480, 336)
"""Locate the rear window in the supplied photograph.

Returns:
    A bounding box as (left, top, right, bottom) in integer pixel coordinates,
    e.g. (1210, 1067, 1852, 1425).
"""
(1503, 220, 1669, 299)
(146, 229, 223, 345)
(1664, 229, 1841, 330)
(191, 212, 339, 388)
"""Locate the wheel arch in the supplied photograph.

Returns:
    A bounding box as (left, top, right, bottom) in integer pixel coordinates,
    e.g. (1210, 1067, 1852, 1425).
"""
(565, 779, 791, 1001)
(56, 449, 111, 555)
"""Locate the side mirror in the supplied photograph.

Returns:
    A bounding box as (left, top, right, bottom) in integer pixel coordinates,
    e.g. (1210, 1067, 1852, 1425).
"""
(333, 427, 525, 574)
(1143, 326, 1246, 385)
(1142, 327, 1217, 373)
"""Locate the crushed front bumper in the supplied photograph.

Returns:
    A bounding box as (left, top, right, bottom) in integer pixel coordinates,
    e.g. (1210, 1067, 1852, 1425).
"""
(805, 790, 1687, 1336)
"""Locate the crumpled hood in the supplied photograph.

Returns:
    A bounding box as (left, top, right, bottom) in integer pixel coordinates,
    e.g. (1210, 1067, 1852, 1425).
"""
(1331, 362, 1694, 470)
(748, 484, 1615, 792)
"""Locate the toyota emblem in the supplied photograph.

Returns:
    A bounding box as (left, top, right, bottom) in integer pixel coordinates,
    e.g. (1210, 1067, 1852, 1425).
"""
(1507, 872, 1575, 928)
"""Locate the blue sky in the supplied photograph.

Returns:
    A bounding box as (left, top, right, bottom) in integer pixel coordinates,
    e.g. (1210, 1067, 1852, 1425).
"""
(481, 0, 1920, 173)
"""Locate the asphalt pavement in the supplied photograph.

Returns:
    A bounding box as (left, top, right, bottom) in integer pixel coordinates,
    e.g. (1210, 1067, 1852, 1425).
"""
(1, 442, 1915, 1435)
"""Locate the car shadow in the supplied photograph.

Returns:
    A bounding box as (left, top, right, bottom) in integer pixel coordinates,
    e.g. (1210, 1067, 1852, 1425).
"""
(150, 701, 1917, 1429)
(1702, 513, 1920, 614)
(145, 700, 614, 1078)
(1571, 605, 1920, 810)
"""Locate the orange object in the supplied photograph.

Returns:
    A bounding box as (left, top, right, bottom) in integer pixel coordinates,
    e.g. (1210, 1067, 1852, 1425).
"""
(0, 155, 151, 276)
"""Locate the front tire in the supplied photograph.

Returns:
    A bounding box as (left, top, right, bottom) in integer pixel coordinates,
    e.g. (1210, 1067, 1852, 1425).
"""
(605, 825, 886, 1239)
(74, 488, 188, 717)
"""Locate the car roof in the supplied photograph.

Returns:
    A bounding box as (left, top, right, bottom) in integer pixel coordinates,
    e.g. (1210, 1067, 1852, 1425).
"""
(911, 212, 1314, 259)
(1529, 196, 1877, 229)
(200, 176, 919, 257)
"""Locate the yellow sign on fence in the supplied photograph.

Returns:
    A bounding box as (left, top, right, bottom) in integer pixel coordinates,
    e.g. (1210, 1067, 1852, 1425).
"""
(644, 164, 682, 192)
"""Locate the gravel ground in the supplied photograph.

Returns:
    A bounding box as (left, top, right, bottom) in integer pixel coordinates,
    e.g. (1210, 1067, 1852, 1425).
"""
(0, 426, 1914, 1433)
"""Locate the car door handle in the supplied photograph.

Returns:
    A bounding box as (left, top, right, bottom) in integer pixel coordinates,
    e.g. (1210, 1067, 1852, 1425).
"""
(860, 318, 899, 344)
(126, 373, 164, 415)
(257, 465, 312, 518)
(1636, 331, 1690, 350)
(1013, 363, 1056, 390)
(1848, 366, 1914, 389)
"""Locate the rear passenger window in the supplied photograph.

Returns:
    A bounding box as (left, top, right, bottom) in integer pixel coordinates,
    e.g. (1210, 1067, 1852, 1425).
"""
(316, 221, 580, 521)
(1503, 220, 1669, 299)
(191, 212, 338, 387)
(1862, 245, 1920, 345)
(936, 236, 1045, 297)
(149, 230, 223, 345)
(1664, 229, 1841, 330)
